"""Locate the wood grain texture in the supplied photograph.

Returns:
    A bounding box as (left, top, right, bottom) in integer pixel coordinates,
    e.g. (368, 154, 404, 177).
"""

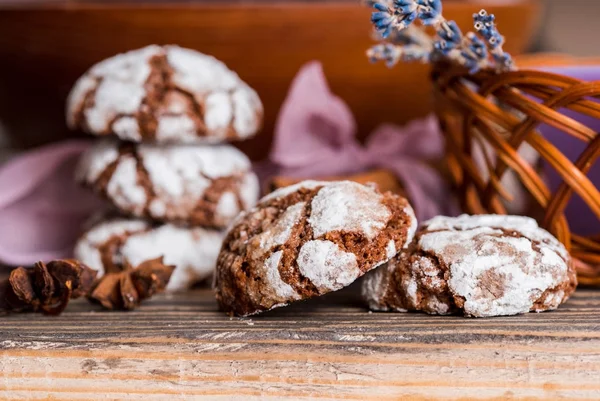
(0, 1, 540, 160)
(1, 287, 599, 400)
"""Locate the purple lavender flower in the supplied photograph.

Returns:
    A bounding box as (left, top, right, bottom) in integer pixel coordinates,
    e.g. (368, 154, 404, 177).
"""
(370, 0, 419, 39)
(473, 10, 495, 38)
(366, 2, 515, 74)
(371, 2, 396, 38)
(494, 52, 514, 71)
(461, 33, 488, 73)
(433, 20, 462, 55)
(473, 9, 512, 70)
(473, 9, 505, 50)
(416, 0, 442, 25)
(368, 43, 401, 67)
(368, 42, 431, 67)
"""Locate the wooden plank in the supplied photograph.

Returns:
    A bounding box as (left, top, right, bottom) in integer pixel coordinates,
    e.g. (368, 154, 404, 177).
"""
(1, 287, 600, 400)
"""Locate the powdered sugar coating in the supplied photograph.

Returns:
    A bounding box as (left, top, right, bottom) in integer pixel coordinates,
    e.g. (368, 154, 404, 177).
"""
(76, 139, 259, 228)
(74, 217, 224, 291)
(404, 206, 418, 247)
(66, 45, 263, 143)
(297, 240, 360, 293)
(308, 181, 391, 239)
(216, 180, 417, 316)
(424, 214, 569, 262)
(263, 251, 300, 301)
(251, 202, 306, 259)
(364, 214, 576, 317)
(260, 180, 330, 203)
(74, 139, 119, 183)
(67, 45, 158, 133)
(106, 157, 148, 215)
(73, 219, 148, 276)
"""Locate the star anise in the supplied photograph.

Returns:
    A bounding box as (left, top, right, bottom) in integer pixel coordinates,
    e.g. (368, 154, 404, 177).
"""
(0, 259, 98, 315)
(88, 257, 175, 310)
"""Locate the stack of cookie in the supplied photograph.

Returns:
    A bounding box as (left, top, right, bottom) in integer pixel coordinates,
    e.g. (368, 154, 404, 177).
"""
(66, 45, 263, 291)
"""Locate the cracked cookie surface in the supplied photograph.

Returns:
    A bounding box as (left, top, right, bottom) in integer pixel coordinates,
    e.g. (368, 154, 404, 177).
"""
(363, 214, 577, 317)
(66, 45, 263, 143)
(215, 180, 417, 316)
(74, 216, 224, 291)
(76, 139, 259, 228)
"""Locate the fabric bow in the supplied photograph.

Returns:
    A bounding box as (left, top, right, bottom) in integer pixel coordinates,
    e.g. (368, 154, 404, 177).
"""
(267, 61, 458, 222)
(0, 140, 107, 265)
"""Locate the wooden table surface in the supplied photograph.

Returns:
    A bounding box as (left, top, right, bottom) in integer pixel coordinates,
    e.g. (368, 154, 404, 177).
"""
(1, 287, 600, 400)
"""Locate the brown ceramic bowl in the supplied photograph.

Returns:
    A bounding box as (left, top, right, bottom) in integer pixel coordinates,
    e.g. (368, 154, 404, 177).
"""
(0, 0, 541, 160)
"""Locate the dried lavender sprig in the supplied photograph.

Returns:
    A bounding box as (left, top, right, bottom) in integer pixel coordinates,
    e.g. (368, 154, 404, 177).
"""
(369, 0, 442, 39)
(368, 43, 432, 67)
(367, 0, 514, 73)
(473, 9, 513, 71)
(368, 24, 434, 66)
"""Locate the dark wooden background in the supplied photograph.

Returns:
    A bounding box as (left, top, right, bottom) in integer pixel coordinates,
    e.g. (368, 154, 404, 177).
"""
(0, 0, 540, 160)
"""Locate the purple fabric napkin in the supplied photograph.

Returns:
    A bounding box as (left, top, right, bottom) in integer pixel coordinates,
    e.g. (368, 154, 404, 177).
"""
(263, 61, 458, 222)
(0, 140, 106, 265)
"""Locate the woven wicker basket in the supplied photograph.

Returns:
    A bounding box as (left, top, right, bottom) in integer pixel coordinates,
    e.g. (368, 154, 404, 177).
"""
(433, 62, 600, 285)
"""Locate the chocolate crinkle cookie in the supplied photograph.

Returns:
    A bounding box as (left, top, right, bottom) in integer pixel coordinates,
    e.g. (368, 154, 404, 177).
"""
(215, 180, 417, 316)
(363, 214, 577, 317)
(76, 139, 259, 228)
(74, 216, 224, 292)
(66, 45, 263, 143)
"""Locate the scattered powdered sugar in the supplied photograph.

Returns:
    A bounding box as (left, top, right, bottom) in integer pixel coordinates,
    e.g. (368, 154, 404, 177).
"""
(308, 181, 391, 239)
(263, 251, 300, 300)
(75, 217, 225, 291)
(417, 214, 571, 317)
(297, 240, 359, 293)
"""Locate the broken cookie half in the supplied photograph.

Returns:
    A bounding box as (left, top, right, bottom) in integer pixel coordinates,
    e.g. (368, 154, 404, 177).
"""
(214, 180, 417, 316)
(363, 214, 577, 317)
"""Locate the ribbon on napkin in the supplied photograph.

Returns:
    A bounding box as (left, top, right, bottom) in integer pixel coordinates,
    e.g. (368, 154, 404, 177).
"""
(263, 61, 458, 222)
(0, 140, 106, 265)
